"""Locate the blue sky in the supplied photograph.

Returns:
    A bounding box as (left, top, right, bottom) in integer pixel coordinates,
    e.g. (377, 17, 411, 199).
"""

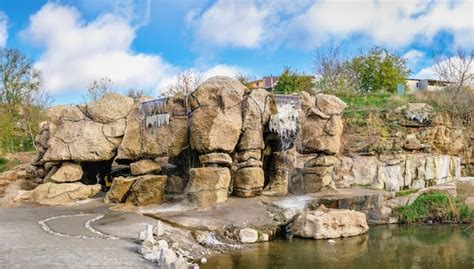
(0, 0, 472, 104)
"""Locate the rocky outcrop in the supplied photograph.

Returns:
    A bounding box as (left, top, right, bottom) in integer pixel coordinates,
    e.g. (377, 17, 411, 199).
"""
(343, 103, 466, 156)
(337, 153, 461, 191)
(42, 94, 134, 162)
(17, 182, 100, 205)
(291, 206, 369, 239)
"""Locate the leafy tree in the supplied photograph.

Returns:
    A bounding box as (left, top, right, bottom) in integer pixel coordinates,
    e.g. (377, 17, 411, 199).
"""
(0, 48, 51, 153)
(0, 48, 42, 114)
(273, 66, 315, 94)
(350, 47, 410, 93)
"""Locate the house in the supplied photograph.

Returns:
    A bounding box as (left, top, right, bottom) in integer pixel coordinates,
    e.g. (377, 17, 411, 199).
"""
(406, 78, 450, 92)
(247, 79, 265, 89)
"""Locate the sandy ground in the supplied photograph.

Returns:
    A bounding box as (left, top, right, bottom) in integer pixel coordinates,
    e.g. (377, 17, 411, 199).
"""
(0, 198, 156, 268)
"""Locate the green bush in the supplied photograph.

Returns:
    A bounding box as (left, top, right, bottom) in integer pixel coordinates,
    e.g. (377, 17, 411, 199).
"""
(0, 157, 8, 173)
(398, 191, 474, 224)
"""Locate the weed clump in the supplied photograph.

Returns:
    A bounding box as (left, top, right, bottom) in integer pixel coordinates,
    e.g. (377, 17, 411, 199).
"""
(398, 191, 474, 224)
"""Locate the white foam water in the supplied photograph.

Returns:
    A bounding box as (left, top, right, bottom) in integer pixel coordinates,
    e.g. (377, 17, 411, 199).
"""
(269, 95, 301, 150)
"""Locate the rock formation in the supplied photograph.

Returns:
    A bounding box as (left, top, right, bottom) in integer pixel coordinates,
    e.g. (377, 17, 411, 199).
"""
(25, 76, 464, 208)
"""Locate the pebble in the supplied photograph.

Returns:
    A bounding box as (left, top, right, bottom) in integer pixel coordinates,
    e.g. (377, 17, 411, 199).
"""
(327, 239, 336, 244)
(201, 257, 207, 264)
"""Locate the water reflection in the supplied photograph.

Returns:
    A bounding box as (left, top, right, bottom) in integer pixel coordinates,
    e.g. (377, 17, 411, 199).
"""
(203, 225, 473, 269)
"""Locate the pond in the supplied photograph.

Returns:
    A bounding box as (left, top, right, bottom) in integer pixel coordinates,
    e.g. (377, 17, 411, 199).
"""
(202, 225, 473, 269)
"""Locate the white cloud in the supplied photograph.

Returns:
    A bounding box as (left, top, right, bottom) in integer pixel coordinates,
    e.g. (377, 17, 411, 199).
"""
(22, 3, 246, 97)
(189, 0, 473, 50)
(415, 55, 474, 81)
(403, 49, 425, 70)
(188, 0, 266, 48)
(0, 12, 7, 47)
(287, 0, 474, 48)
(23, 3, 175, 94)
(414, 66, 437, 80)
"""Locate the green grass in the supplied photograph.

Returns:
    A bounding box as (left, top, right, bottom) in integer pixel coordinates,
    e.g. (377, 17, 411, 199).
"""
(335, 92, 412, 127)
(396, 189, 419, 197)
(398, 191, 474, 224)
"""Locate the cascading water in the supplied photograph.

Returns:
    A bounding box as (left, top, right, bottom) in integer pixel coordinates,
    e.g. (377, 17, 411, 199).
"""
(139, 98, 171, 129)
(269, 95, 301, 150)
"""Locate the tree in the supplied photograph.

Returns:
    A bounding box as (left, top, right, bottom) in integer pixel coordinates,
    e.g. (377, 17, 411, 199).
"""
(126, 88, 147, 101)
(0, 48, 51, 153)
(312, 42, 357, 93)
(0, 48, 42, 114)
(350, 47, 410, 93)
(273, 66, 315, 94)
(164, 70, 203, 96)
(83, 77, 114, 101)
(433, 47, 473, 94)
(423, 47, 474, 127)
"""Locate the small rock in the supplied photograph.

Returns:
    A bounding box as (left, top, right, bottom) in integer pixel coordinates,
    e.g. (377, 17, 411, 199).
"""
(153, 221, 165, 237)
(259, 233, 269, 242)
(201, 257, 207, 264)
(328, 239, 336, 244)
(239, 228, 258, 243)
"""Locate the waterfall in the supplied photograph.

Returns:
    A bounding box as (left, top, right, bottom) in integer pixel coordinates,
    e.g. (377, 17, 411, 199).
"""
(269, 95, 301, 150)
(139, 98, 171, 129)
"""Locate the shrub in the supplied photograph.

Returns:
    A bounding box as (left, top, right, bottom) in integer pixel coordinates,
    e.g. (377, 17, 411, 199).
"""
(398, 191, 474, 224)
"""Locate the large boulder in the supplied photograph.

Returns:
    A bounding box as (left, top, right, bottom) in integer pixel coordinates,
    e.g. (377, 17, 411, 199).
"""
(105, 176, 137, 203)
(187, 167, 231, 206)
(233, 167, 265, 197)
(300, 115, 343, 154)
(238, 89, 275, 151)
(315, 94, 347, 115)
(190, 106, 242, 154)
(117, 98, 188, 160)
(85, 93, 134, 124)
(127, 175, 167, 206)
(130, 159, 161, 176)
(19, 182, 100, 205)
(50, 162, 83, 183)
(298, 94, 346, 155)
(189, 76, 246, 110)
(291, 206, 369, 239)
(43, 120, 116, 162)
(189, 77, 245, 154)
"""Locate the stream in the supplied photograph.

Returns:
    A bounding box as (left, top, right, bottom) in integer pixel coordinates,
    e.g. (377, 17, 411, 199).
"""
(202, 224, 473, 269)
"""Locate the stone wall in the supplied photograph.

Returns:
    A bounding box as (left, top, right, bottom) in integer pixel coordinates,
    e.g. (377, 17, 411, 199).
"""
(336, 154, 461, 191)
